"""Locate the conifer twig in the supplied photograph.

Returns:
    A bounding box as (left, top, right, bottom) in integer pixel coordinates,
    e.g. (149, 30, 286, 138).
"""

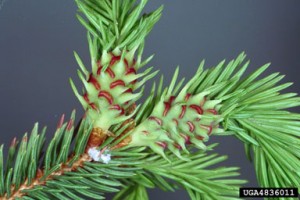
(1, 1, 300, 199)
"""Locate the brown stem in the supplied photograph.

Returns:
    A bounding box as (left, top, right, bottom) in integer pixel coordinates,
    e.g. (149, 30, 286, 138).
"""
(2, 103, 137, 200)
(2, 153, 92, 200)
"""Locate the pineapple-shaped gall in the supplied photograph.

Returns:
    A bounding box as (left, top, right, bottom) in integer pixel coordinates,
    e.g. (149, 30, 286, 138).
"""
(71, 48, 156, 147)
(129, 86, 223, 159)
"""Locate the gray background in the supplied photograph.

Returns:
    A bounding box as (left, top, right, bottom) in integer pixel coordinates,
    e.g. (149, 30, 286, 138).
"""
(0, 0, 300, 199)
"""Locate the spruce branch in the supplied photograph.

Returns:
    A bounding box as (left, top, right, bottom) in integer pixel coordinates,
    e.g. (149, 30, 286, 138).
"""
(0, 112, 142, 199)
(0, 119, 246, 199)
(126, 51, 300, 197)
(1, 0, 300, 199)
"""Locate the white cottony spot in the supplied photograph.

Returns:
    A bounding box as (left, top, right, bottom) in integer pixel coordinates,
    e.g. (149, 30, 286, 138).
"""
(88, 147, 101, 161)
(88, 147, 111, 164)
(100, 152, 111, 164)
